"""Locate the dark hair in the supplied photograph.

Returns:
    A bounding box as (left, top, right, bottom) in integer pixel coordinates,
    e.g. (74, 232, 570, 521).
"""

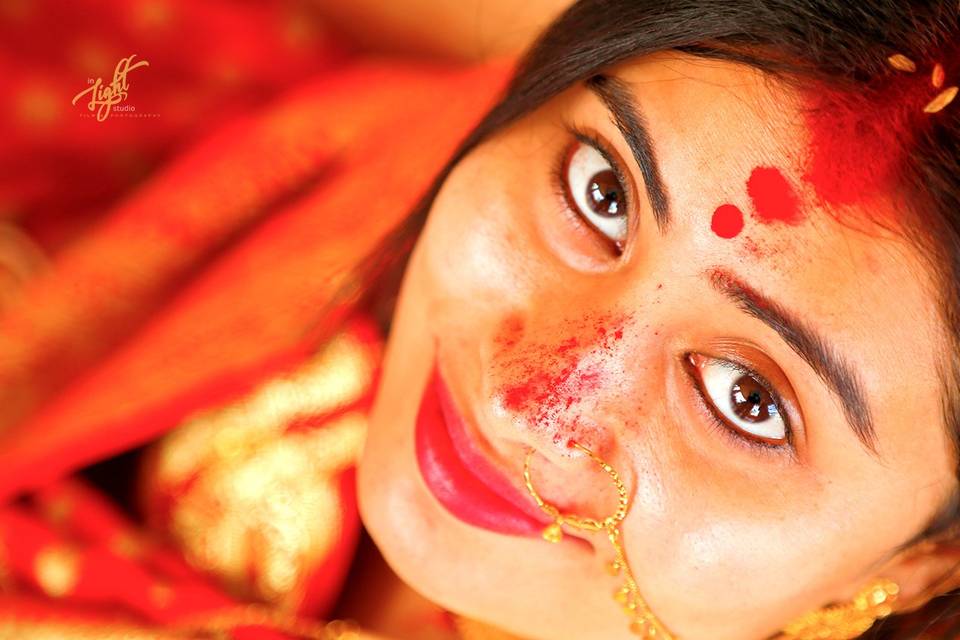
(323, 1, 960, 637)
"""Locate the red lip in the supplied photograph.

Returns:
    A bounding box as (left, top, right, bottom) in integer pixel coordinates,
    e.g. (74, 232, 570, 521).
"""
(415, 361, 552, 537)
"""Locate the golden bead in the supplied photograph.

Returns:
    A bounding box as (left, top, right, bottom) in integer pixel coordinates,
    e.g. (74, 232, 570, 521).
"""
(888, 53, 917, 72)
(524, 441, 678, 639)
(34, 545, 79, 598)
(542, 522, 563, 544)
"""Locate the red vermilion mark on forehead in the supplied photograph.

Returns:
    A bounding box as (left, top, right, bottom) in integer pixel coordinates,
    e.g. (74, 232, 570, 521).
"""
(740, 236, 774, 261)
(800, 69, 934, 211)
(711, 204, 744, 239)
(747, 167, 802, 225)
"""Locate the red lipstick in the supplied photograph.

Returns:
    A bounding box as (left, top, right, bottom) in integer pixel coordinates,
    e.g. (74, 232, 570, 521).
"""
(415, 361, 552, 537)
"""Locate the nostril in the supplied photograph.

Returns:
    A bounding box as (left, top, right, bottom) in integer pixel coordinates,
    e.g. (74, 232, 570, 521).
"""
(546, 415, 615, 461)
(522, 439, 632, 546)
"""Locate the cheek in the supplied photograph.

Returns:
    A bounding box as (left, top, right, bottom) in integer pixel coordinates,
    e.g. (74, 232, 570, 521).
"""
(417, 151, 543, 316)
(489, 310, 635, 452)
(620, 495, 804, 635)
(622, 453, 886, 635)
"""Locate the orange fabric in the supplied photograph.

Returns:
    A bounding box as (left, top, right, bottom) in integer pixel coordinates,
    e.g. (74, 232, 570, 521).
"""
(0, 314, 384, 635)
(0, 59, 511, 500)
(0, 3, 513, 634)
(1, 0, 349, 250)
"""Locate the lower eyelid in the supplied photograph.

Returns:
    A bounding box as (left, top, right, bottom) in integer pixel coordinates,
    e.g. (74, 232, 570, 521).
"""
(681, 355, 793, 456)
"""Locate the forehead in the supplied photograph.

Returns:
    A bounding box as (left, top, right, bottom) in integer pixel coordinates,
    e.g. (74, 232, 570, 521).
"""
(577, 54, 949, 464)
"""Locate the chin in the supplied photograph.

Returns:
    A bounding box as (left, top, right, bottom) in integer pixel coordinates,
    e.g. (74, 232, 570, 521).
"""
(356, 383, 620, 640)
(354, 269, 623, 639)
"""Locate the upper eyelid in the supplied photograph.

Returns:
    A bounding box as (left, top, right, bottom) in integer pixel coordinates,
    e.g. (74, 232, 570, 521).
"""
(692, 354, 797, 452)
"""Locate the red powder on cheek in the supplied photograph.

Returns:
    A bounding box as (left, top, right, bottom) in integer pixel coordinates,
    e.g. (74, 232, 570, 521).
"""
(710, 204, 744, 238)
(495, 312, 631, 443)
(747, 167, 802, 224)
(494, 312, 525, 353)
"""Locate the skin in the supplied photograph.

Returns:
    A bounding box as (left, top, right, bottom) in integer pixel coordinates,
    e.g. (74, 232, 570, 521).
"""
(357, 53, 960, 640)
(315, 0, 569, 61)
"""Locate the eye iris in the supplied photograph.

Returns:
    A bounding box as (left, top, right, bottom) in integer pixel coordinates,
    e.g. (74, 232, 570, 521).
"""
(730, 375, 776, 422)
(586, 169, 622, 217)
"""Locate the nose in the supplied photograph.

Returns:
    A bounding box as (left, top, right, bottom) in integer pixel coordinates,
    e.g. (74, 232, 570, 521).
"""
(486, 307, 635, 467)
(520, 431, 632, 530)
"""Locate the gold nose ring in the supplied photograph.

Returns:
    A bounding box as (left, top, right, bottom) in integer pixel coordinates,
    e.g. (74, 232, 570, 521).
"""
(521, 442, 676, 638)
(522, 442, 628, 543)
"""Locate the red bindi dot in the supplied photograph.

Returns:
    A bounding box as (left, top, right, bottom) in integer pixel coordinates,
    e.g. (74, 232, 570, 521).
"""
(747, 166, 802, 225)
(711, 204, 744, 239)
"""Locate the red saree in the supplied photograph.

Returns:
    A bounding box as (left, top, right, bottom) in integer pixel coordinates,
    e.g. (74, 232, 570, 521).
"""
(0, 2, 511, 636)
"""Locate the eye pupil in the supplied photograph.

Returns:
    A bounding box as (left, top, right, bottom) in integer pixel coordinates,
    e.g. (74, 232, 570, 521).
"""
(586, 169, 622, 217)
(730, 375, 776, 422)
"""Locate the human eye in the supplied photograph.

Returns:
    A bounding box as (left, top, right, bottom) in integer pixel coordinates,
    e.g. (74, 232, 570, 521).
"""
(684, 353, 793, 451)
(554, 129, 632, 254)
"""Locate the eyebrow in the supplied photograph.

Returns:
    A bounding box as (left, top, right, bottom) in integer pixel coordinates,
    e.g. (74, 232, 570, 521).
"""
(709, 268, 879, 455)
(586, 76, 879, 455)
(586, 75, 671, 230)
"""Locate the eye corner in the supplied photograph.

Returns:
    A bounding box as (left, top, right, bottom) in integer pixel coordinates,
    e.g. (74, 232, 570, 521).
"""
(684, 351, 705, 370)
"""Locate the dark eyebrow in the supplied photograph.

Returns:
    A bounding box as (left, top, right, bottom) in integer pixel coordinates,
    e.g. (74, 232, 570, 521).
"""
(709, 268, 879, 455)
(586, 74, 671, 230)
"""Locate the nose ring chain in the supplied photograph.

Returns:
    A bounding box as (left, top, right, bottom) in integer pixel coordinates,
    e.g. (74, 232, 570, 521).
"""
(522, 442, 676, 638)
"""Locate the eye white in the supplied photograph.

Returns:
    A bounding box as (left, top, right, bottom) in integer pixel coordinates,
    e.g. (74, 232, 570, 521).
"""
(565, 142, 628, 245)
(700, 359, 786, 441)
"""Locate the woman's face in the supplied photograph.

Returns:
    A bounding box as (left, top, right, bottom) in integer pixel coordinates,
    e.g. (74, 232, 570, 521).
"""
(357, 53, 957, 639)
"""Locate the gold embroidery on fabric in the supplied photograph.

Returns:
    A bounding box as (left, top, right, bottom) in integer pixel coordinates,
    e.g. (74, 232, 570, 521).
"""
(0, 619, 191, 640)
(156, 331, 371, 483)
(0, 607, 364, 640)
(150, 580, 174, 609)
(34, 545, 80, 598)
(149, 329, 373, 610)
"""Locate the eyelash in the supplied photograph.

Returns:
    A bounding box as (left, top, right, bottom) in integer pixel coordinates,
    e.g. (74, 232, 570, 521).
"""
(682, 354, 797, 459)
(550, 125, 795, 459)
(550, 125, 633, 256)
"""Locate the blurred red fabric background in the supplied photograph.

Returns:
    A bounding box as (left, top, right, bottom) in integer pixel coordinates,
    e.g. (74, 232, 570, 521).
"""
(1, 0, 349, 251)
(0, 2, 510, 637)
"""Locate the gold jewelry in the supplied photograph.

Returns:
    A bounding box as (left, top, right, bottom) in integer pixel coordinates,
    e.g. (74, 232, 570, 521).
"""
(886, 53, 959, 114)
(778, 578, 900, 640)
(176, 606, 363, 639)
(522, 442, 676, 638)
(522, 442, 901, 640)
